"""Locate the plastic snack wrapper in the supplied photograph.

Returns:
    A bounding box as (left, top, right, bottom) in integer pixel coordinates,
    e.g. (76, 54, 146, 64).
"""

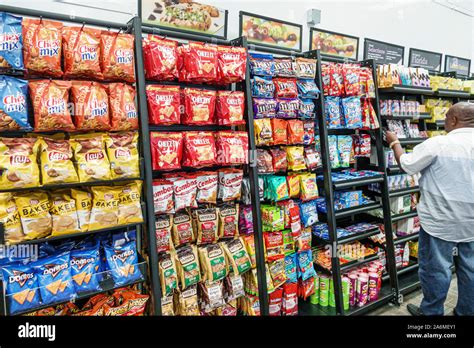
(286, 174, 300, 198)
(195, 171, 218, 204)
(215, 131, 248, 165)
(153, 180, 175, 214)
(297, 249, 316, 281)
(249, 52, 275, 77)
(39, 137, 78, 184)
(254, 118, 273, 146)
(270, 148, 287, 172)
(285, 253, 298, 283)
(100, 31, 135, 82)
(270, 118, 287, 145)
(239, 205, 254, 235)
(146, 85, 180, 125)
(218, 168, 243, 201)
(303, 120, 315, 145)
(274, 57, 296, 77)
(287, 119, 305, 144)
(183, 88, 216, 125)
(194, 207, 219, 245)
(240, 177, 252, 205)
(155, 215, 173, 254)
(175, 245, 201, 290)
(276, 98, 299, 118)
(0, 192, 24, 243)
(108, 83, 138, 131)
(150, 132, 183, 171)
(182, 131, 217, 168)
(297, 79, 320, 99)
(261, 205, 284, 232)
(158, 253, 178, 296)
(304, 147, 321, 170)
(172, 211, 195, 246)
(105, 131, 140, 179)
(217, 46, 247, 84)
(325, 96, 342, 129)
(49, 191, 81, 236)
(173, 177, 198, 211)
(265, 175, 289, 202)
(252, 76, 275, 99)
(218, 203, 239, 239)
(294, 58, 316, 79)
(70, 81, 110, 131)
(273, 78, 298, 99)
(257, 149, 274, 173)
(143, 35, 178, 81)
(286, 146, 306, 171)
(216, 91, 245, 126)
(337, 135, 353, 167)
(263, 230, 284, 262)
(70, 134, 111, 181)
(299, 173, 319, 201)
(269, 257, 287, 289)
(341, 97, 363, 129)
(221, 237, 252, 275)
(353, 134, 371, 158)
(342, 65, 361, 96)
(0, 12, 23, 69)
(328, 135, 340, 168)
(253, 98, 277, 119)
(299, 98, 315, 119)
(182, 42, 217, 83)
(299, 200, 319, 227)
(0, 76, 30, 131)
(14, 191, 51, 239)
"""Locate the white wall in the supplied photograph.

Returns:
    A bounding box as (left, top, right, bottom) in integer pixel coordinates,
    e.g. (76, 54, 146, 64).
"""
(2, 0, 473, 74)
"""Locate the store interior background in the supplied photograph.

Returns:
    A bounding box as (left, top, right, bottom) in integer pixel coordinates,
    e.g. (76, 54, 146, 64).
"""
(3, 0, 473, 74)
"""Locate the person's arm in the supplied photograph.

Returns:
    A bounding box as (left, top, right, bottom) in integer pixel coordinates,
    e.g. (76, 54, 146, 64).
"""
(385, 131, 436, 175)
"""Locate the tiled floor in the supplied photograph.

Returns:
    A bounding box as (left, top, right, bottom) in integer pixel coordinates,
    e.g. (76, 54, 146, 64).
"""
(370, 275, 459, 316)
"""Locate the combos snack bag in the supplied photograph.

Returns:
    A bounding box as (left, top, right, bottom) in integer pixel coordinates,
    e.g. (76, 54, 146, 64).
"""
(105, 132, 140, 179)
(104, 240, 142, 287)
(150, 132, 183, 171)
(173, 176, 198, 211)
(0, 137, 39, 189)
(22, 18, 62, 77)
(0, 12, 23, 69)
(49, 191, 81, 236)
(71, 81, 110, 131)
(183, 42, 217, 83)
(183, 88, 216, 125)
(218, 169, 243, 201)
(88, 186, 120, 230)
(71, 133, 111, 181)
(62, 26, 102, 79)
(146, 85, 180, 125)
(182, 131, 217, 168)
(217, 46, 246, 84)
(216, 91, 245, 126)
(108, 83, 138, 131)
(196, 171, 218, 204)
(0, 76, 29, 131)
(29, 80, 74, 131)
(71, 188, 92, 232)
(39, 137, 78, 184)
(215, 131, 248, 165)
(0, 193, 24, 243)
(143, 36, 178, 81)
(117, 181, 143, 225)
(1, 263, 40, 314)
(100, 31, 135, 82)
(70, 244, 101, 293)
(152, 180, 174, 214)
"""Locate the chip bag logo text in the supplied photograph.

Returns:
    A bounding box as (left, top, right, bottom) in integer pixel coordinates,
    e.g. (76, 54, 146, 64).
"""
(70, 257, 95, 270)
(84, 151, 104, 162)
(79, 45, 98, 61)
(3, 94, 26, 113)
(197, 50, 215, 59)
(114, 48, 133, 64)
(111, 249, 134, 263)
(10, 155, 30, 165)
(90, 98, 108, 117)
(124, 103, 137, 119)
(48, 151, 69, 161)
(43, 263, 68, 278)
(0, 33, 21, 51)
(45, 97, 65, 114)
(191, 96, 212, 104)
(9, 270, 33, 287)
(115, 149, 131, 159)
(37, 39, 60, 57)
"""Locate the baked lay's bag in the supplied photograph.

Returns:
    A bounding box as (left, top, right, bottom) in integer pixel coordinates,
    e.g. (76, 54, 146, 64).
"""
(0, 137, 40, 189)
(62, 26, 103, 79)
(49, 191, 81, 236)
(104, 240, 143, 287)
(22, 18, 62, 77)
(0, 192, 24, 243)
(143, 35, 178, 81)
(182, 131, 217, 168)
(217, 46, 246, 84)
(32, 251, 75, 305)
(0, 75, 30, 131)
(146, 85, 180, 125)
(117, 181, 143, 225)
(14, 191, 52, 240)
(1, 263, 41, 314)
(29, 80, 74, 131)
(88, 186, 120, 230)
(0, 12, 23, 69)
(70, 243, 101, 293)
(108, 83, 138, 131)
(71, 188, 92, 232)
(71, 81, 110, 131)
(150, 132, 183, 171)
(39, 137, 78, 184)
(105, 132, 140, 179)
(100, 31, 135, 82)
(183, 88, 216, 125)
(71, 133, 111, 182)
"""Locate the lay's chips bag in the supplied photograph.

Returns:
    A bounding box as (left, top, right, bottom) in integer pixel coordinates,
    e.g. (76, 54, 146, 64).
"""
(14, 191, 52, 240)
(104, 240, 142, 287)
(70, 133, 111, 182)
(117, 181, 143, 225)
(0, 12, 23, 69)
(0, 75, 30, 131)
(70, 243, 101, 293)
(105, 132, 140, 179)
(71, 188, 92, 232)
(39, 137, 78, 184)
(49, 191, 81, 236)
(0, 192, 24, 244)
(88, 186, 121, 231)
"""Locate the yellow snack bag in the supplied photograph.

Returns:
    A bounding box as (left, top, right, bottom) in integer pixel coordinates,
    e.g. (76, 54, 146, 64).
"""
(117, 181, 143, 225)
(0, 193, 24, 244)
(49, 190, 81, 236)
(254, 118, 273, 146)
(71, 189, 92, 232)
(286, 146, 306, 171)
(70, 133, 111, 182)
(299, 173, 319, 201)
(88, 186, 120, 230)
(105, 131, 140, 179)
(286, 174, 300, 198)
(14, 192, 52, 240)
(39, 137, 78, 184)
(0, 138, 40, 189)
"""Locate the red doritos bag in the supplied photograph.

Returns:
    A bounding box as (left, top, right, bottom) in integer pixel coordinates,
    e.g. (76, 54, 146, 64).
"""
(215, 131, 248, 165)
(182, 88, 216, 125)
(216, 91, 245, 126)
(182, 131, 217, 168)
(100, 31, 135, 82)
(71, 81, 110, 131)
(108, 83, 138, 131)
(183, 42, 217, 83)
(143, 35, 178, 81)
(217, 46, 247, 84)
(150, 132, 183, 171)
(146, 85, 181, 125)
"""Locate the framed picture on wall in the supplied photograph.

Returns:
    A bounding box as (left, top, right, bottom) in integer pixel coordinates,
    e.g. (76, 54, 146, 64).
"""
(445, 55, 471, 78)
(239, 11, 303, 52)
(310, 28, 359, 60)
(139, 0, 228, 39)
(363, 38, 404, 65)
(408, 48, 442, 73)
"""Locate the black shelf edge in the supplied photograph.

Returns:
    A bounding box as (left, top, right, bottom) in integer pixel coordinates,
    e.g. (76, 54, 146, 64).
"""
(388, 186, 420, 197)
(397, 261, 419, 276)
(378, 85, 435, 95)
(399, 138, 428, 146)
(327, 128, 357, 135)
(331, 175, 385, 190)
(391, 210, 418, 223)
(0, 177, 143, 193)
(333, 202, 382, 219)
(346, 288, 394, 316)
(434, 89, 471, 98)
(382, 113, 431, 120)
(340, 253, 380, 271)
(393, 232, 419, 244)
(149, 125, 233, 132)
(387, 165, 404, 175)
(145, 79, 229, 90)
(398, 269, 421, 295)
(338, 227, 382, 244)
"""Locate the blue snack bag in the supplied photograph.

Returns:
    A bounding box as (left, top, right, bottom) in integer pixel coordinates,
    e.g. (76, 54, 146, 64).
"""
(0, 75, 30, 130)
(70, 243, 101, 293)
(299, 200, 319, 227)
(297, 79, 320, 98)
(297, 249, 316, 280)
(299, 98, 315, 119)
(104, 240, 142, 287)
(32, 251, 75, 305)
(0, 12, 23, 69)
(284, 253, 298, 283)
(328, 135, 340, 168)
(325, 96, 342, 128)
(1, 262, 41, 314)
(252, 76, 275, 98)
(249, 53, 275, 76)
(341, 97, 362, 129)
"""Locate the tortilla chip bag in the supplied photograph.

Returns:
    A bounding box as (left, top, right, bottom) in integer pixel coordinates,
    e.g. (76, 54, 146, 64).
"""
(22, 18, 63, 77)
(100, 31, 135, 82)
(14, 191, 52, 240)
(49, 190, 81, 236)
(117, 181, 143, 225)
(71, 81, 110, 131)
(108, 83, 139, 131)
(105, 131, 140, 179)
(71, 133, 111, 182)
(39, 137, 78, 184)
(0, 193, 24, 244)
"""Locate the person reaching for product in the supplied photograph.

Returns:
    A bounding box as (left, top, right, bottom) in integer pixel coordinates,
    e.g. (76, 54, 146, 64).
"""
(385, 102, 474, 316)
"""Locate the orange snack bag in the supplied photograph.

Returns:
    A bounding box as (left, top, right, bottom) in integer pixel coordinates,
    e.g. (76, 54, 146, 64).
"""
(22, 18, 63, 77)
(29, 80, 74, 131)
(100, 31, 135, 83)
(287, 119, 305, 144)
(71, 81, 110, 131)
(62, 26, 103, 79)
(271, 118, 288, 145)
(108, 83, 138, 131)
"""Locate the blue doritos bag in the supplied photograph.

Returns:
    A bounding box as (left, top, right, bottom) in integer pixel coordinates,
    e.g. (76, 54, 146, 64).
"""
(104, 240, 142, 287)
(1, 262, 41, 314)
(0, 12, 23, 69)
(70, 243, 101, 293)
(32, 252, 75, 305)
(0, 75, 30, 130)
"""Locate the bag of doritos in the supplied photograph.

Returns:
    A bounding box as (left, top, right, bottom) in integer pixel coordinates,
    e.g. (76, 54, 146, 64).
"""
(108, 83, 139, 131)
(70, 243, 101, 293)
(0, 75, 30, 131)
(0, 12, 23, 69)
(104, 240, 143, 287)
(1, 262, 41, 314)
(71, 81, 110, 131)
(100, 31, 135, 82)
(32, 251, 75, 305)
(105, 132, 140, 179)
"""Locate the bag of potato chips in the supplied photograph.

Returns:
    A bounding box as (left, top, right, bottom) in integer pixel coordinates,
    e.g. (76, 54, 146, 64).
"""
(0, 192, 24, 244)
(14, 191, 52, 240)
(71, 133, 111, 182)
(0, 137, 40, 189)
(39, 137, 78, 184)
(105, 132, 140, 179)
(49, 190, 81, 236)
(71, 188, 92, 232)
(88, 186, 120, 230)
(117, 181, 143, 225)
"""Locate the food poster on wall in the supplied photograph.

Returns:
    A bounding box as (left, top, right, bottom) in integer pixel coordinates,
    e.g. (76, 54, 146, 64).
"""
(240, 11, 302, 51)
(310, 28, 358, 60)
(140, 0, 227, 39)
(445, 55, 471, 78)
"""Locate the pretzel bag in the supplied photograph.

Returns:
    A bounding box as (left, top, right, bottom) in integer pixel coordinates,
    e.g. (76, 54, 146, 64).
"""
(71, 81, 110, 131)
(100, 31, 135, 82)
(108, 83, 138, 131)
(182, 131, 217, 168)
(146, 85, 180, 125)
(183, 88, 216, 125)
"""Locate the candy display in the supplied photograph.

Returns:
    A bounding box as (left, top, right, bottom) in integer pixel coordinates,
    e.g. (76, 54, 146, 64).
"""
(377, 64, 430, 88)
(379, 99, 421, 116)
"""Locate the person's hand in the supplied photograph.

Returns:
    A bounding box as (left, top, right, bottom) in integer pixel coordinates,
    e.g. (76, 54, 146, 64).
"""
(385, 131, 399, 144)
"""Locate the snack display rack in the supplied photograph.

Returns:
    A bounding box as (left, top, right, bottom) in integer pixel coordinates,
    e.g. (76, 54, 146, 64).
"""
(0, 6, 149, 315)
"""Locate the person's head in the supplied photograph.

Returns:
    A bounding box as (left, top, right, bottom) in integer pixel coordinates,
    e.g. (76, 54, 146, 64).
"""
(445, 102, 474, 133)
